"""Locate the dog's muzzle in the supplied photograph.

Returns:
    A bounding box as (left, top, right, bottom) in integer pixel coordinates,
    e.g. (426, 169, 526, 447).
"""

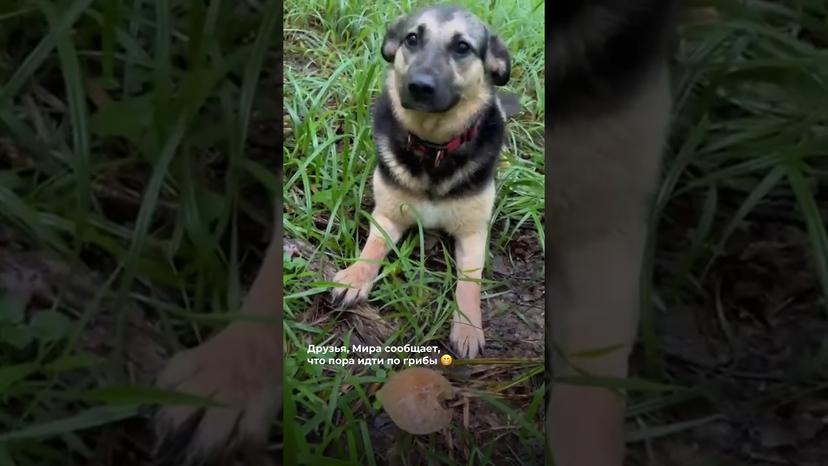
(407, 73, 436, 103)
(400, 73, 459, 113)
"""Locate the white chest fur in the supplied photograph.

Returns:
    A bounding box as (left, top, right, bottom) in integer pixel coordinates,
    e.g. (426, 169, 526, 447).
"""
(372, 168, 496, 237)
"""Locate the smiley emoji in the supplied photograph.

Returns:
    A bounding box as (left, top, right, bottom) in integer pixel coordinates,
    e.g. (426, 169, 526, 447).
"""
(439, 354, 453, 367)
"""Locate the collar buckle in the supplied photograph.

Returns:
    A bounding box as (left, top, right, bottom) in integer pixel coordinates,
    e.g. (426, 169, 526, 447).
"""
(434, 149, 446, 167)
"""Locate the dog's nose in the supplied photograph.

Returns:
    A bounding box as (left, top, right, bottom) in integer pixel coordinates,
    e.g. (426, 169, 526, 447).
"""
(408, 74, 436, 101)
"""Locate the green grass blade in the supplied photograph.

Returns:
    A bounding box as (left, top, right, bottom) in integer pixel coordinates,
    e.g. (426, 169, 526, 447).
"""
(0, 0, 94, 103)
(36, 0, 92, 249)
(0, 405, 139, 442)
(787, 165, 828, 315)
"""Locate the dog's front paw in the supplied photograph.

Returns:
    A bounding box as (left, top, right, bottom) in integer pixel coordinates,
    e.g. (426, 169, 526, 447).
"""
(450, 319, 485, 359)
(152, 322, 280, 465)
(331, 262, 377, 307)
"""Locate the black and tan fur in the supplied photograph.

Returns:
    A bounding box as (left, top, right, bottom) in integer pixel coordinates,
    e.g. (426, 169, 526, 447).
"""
(547, 1, 677, 465)
(330, 5, 512, 359)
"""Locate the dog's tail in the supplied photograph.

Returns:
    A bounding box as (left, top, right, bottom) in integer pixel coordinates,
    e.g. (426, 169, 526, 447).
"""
(496, 91, 521, 119)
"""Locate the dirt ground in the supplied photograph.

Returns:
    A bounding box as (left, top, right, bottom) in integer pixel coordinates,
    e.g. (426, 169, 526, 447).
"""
(628, 185, 828, 466)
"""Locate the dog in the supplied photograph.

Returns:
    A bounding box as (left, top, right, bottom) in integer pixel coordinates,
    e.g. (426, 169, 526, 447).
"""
(151, 206, 281, 466)
(546, 1, 677, 465)
(329, 4, 513, 359)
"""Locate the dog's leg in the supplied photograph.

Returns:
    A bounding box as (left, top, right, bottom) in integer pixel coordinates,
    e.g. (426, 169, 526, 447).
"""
(153, 208, 281, 466)
(450, 230, 487, 358)
(331, 210, 409, 307)
(547, 223, 646, 466)
(546, 61, 669, 465)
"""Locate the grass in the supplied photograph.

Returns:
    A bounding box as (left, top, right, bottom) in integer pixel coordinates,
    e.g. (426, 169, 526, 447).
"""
(1, 0, 826, 464)
(628, 0, 828, 461)
(282, 0, 544, 464)
(0, 0, 279, 464)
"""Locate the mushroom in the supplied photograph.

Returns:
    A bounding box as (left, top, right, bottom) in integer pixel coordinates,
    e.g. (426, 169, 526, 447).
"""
(377, 367, 454, 435)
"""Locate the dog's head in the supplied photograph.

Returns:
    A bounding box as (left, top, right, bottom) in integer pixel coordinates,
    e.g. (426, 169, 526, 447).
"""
(381, 5, 511, 113)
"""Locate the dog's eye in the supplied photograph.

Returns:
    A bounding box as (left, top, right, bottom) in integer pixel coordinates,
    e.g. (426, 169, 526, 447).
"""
(405, 33, 418, 47)
(454, 41, 471, 55)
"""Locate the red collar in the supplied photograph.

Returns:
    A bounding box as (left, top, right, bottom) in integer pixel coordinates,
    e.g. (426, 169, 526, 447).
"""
(406, 121, 481, 167)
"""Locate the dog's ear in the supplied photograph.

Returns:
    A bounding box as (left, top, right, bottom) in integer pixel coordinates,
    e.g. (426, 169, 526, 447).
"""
(381, 16, 407, 63)
(484, 31, 511, 86)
